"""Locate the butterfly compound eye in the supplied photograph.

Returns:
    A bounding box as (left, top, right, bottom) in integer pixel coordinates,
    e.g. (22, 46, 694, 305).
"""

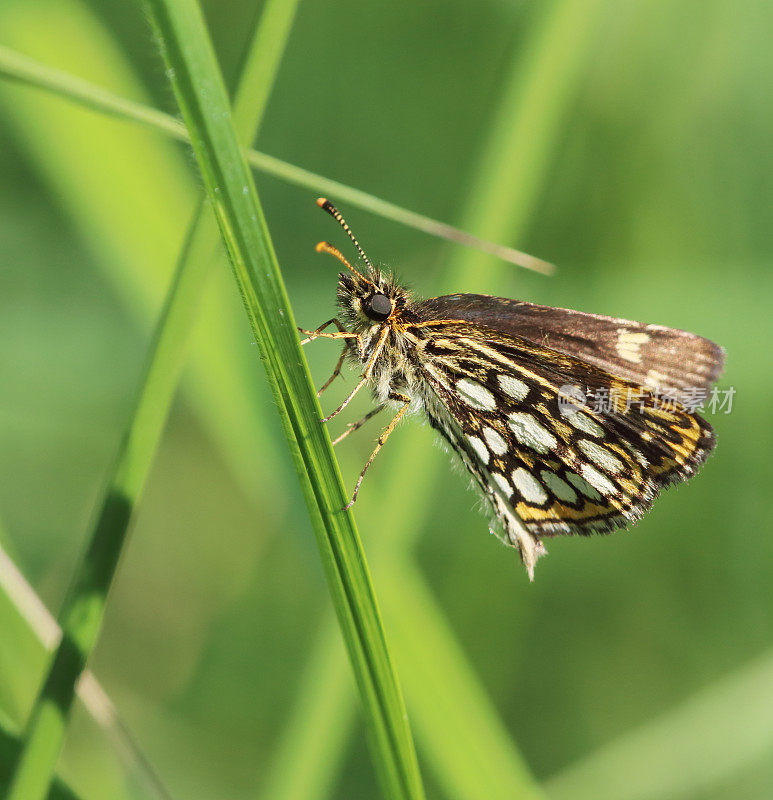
(364, 293, 393, 322)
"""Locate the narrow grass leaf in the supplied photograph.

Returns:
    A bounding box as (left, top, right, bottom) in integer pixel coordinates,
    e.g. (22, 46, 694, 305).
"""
(382, 561, 543, 800)
(258, 616, 355, 800)
(0, 1, 298, 798)
(0, 724, 83, 800)
(0, 540, 176, 800)
(137, 1, 424, 799)
(0, 1, 285, 512)
(0, 44, 550, 273)
(546, 650, 773, 800)
(265, 2, 607, 798)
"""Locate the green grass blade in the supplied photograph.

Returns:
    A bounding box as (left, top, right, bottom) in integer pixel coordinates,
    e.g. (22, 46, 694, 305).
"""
(0, 0, 292, 515)
(0, 538, 54, 727)
(0, 538, 176, 800)
(382, 561, 543, 800)
(0, 42, 187, 138)
(546, 650, 773, 800)
(444, 0, 608, 287)
(0, 1, 299, 797)
(258, 616, 355, 800)
(0, 0, 195, 305)
(230, 0, 299, 139)
(0, 725, 83, 800)
(137, 1, 424, 799)
(264, 2, 607, 798)
(0, 44, 550, 273)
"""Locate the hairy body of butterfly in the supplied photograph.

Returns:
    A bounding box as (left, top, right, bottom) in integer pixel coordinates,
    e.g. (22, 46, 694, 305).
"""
(303, 199, 725, 580)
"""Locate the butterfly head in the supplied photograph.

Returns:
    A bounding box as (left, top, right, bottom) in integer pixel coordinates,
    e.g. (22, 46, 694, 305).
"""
(335, 267, 412, 332)
(315, 198, 411, 334)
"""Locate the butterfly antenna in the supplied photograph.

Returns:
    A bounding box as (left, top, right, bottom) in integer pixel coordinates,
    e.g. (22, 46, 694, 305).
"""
(317, 198, 375, 272)
(315, 240, 373, 286)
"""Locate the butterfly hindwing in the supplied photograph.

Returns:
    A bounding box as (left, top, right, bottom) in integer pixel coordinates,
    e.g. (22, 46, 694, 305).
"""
(412, 318, 716, 576)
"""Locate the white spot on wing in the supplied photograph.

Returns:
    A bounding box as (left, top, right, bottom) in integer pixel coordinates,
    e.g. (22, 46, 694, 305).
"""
(511, 468, 548, 504)
(498, 374, 528, 401)
(578, 439, 624, 473)
(483, 426, 507, 455)
(467, 435, 490, 465)
(456, 378, 497, 411)
(540, 470, 577, 503)
(492, 473, 513, 497)
(565, 410, 604, 438)
(616, 328, 650, 364)
(645, 369, 668, 388)
(507, 412, 557, 454)
(424, 362, 452, 390)
(580, 463, 617, 495)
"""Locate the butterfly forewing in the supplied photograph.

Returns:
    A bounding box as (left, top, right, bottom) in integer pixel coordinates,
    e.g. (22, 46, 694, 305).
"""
(416, 294, 725, 393)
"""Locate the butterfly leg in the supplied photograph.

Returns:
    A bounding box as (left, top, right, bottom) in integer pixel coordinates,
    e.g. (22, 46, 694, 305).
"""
(299, 318, 366, 397)
(332, 404, 386, 446)
(299, 317, 344, 343)
(299, 318, 364, 358)
(345, 392, 410, 509)
(322, 327, 389, 423)
(316, 343, 350, 397)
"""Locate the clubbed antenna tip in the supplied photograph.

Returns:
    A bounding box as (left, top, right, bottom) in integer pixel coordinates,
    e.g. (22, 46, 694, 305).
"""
(315, 197, 375, 272)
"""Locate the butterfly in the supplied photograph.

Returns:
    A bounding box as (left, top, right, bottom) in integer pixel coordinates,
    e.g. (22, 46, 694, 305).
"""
(300, 198, 725, 579)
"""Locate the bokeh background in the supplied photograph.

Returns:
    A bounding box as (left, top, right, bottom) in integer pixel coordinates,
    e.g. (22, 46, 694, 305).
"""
(1, 0, 772, 798)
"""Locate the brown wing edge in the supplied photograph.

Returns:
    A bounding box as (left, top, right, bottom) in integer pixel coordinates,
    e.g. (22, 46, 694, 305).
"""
(415, 294, 725, 393)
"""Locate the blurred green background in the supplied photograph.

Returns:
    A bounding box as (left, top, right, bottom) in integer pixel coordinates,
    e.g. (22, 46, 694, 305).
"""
(1, 0, 771, 798)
